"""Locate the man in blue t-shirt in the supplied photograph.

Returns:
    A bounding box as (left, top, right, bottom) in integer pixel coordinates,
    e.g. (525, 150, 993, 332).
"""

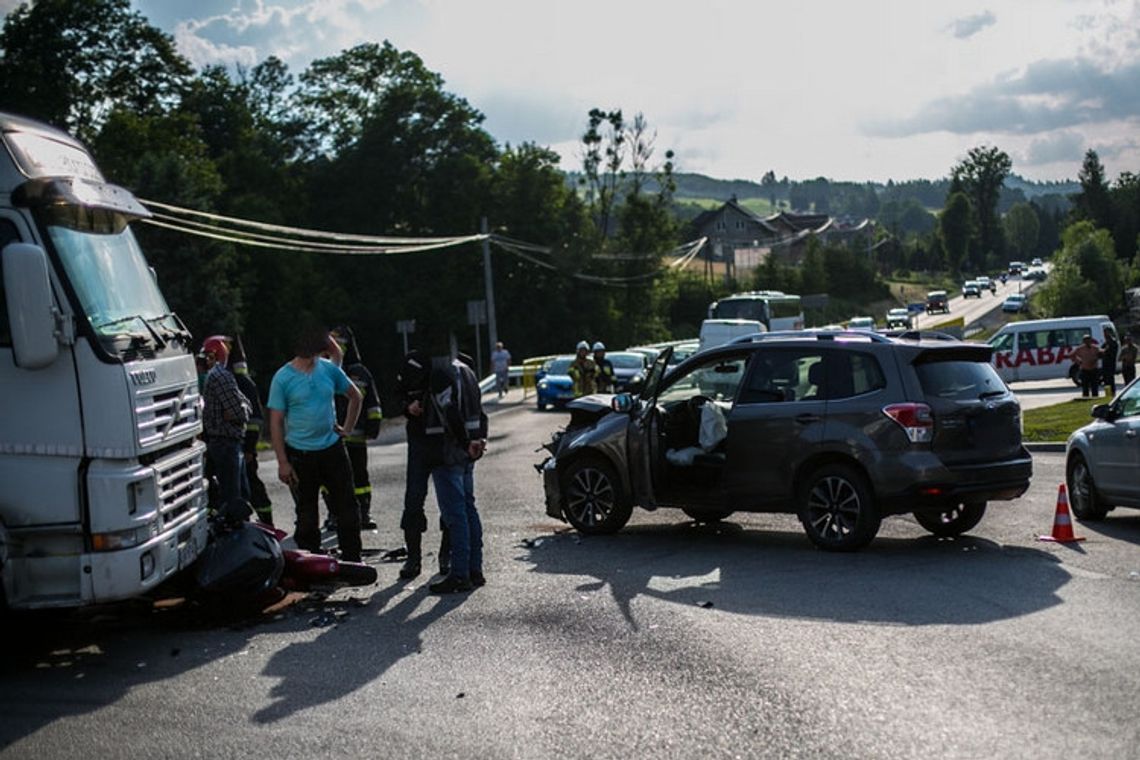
(267, 327, 364, 561)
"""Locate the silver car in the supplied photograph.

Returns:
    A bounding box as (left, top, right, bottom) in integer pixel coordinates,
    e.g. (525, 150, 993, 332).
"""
(1066, 378, 1140, 519)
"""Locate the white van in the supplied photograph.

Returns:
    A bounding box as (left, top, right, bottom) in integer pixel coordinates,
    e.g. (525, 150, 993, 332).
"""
(699, 318, 765, 350)
(987, 315, 1118, 383)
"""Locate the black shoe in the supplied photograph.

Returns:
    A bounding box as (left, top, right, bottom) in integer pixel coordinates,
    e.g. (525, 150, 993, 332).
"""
(398, 560, 422, 580)
(439, 560, 451, 577)
(471, 572, 486, 588)
(323, 518, 338, 532)
(360, 517, 378, 530)
(429, 575, 473, 594)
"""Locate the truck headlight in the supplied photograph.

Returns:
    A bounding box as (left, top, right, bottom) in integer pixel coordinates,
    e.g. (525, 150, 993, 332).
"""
(92, 519, 159, 552)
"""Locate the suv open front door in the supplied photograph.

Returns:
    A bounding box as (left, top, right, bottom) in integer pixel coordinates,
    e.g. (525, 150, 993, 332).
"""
(628, 346, 673, 508)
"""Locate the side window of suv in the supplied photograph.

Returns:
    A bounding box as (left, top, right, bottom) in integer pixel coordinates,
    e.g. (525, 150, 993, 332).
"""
(828, 351, 886, 399)
(738, 349, 826, 403)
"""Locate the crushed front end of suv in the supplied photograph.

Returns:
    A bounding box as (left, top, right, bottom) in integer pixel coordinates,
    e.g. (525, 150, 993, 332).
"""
(537, 331, 1032, 551)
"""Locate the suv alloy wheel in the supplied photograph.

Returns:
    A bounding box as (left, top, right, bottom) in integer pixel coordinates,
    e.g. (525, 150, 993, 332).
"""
(797, 464, 880, 551)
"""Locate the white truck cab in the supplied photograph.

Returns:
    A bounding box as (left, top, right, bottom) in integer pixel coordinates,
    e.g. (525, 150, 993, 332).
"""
(0, 112, 208, 609)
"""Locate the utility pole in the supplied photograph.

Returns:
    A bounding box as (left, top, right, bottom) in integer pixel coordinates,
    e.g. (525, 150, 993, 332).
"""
(481, 217, 498, 375)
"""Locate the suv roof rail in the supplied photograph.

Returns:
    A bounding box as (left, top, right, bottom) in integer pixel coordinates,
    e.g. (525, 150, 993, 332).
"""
(729, 329, 894, 345)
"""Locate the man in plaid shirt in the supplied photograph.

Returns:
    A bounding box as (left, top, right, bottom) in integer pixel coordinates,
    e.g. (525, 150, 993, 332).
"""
(201, 335, 252, 522)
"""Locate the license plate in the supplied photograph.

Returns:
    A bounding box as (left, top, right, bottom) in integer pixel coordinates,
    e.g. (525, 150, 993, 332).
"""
(177, 537, 199, 569)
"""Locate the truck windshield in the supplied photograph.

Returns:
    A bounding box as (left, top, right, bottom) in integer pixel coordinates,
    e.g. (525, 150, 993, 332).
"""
(45, 209, 180, 351)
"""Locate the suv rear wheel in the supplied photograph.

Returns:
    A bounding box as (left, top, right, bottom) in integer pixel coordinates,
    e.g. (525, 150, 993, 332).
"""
(798, 464, 880, 551)
(1067, 453, 1109, 520)
(561, 457, 632, 535)
(913, 501, 986, 537)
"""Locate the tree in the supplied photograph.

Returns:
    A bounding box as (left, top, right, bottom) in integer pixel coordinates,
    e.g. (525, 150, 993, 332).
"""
(761, 170, 778, 208)
(1003, 203, 1039, 261)
(0, 0, 192, 142)
(950, 145, 1011, 270)
(800, 238, 828, 294)
(580, 108, 625, 237)
(1074, 149, 1112, 231)
(1035, 221, 1124, 317)
(939, 192, 973, 273)
(1110, 171, 1140, 263)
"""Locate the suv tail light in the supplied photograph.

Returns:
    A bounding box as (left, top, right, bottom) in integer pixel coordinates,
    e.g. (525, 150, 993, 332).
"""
(882, 403, 933, 443)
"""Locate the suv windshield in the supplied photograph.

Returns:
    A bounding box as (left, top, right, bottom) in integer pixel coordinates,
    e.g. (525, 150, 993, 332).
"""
(45, 206, 181, 353)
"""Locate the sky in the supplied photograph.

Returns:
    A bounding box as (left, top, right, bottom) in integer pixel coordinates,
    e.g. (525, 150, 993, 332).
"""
(7, 0, 1140, 183)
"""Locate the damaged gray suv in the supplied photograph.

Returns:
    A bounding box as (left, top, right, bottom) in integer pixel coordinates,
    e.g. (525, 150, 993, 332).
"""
(538, 331, 1032, 551)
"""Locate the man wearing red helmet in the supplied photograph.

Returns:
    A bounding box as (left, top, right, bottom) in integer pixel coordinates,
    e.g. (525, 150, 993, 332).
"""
(201, 335, 253, 523)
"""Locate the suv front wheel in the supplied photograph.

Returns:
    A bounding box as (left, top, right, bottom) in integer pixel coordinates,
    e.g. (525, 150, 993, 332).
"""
(913, 501, 986, 537)
(798, 464, 880, 551)
(560, 457, 632, 535)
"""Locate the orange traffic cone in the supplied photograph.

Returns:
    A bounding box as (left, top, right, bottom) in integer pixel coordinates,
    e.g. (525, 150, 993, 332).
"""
(1038, 483, 1086, 543)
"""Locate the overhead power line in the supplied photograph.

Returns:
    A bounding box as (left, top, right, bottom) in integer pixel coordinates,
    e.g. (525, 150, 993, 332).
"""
(136, 198, 707, 285)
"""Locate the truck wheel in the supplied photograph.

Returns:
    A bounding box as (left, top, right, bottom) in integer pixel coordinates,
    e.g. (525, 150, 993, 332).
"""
(797, 464, 880, 551)
(914, 501, 986, 537)
(561, 457, 631, 535)
(1067, 453, 1109, 520)
(682, 507, 734, 524)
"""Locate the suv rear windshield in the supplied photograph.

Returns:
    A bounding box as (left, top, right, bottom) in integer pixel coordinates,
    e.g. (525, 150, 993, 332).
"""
(915, 360, 1006, 400)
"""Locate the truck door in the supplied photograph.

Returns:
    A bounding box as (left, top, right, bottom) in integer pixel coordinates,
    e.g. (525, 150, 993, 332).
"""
(0, 212, 85, 527)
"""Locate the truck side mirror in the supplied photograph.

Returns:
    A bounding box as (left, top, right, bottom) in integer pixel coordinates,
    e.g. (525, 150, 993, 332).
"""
(2, 243, 60, 369)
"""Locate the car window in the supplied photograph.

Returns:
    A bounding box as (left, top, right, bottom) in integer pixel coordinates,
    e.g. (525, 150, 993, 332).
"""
(658, 353, 749, 406)
(737, 349, 826, 404)
(1114, 383, 1140, 418)
(829, 351, 886, 399)
(915, 359, 1005, 400)
(990, 332, 1015, 352)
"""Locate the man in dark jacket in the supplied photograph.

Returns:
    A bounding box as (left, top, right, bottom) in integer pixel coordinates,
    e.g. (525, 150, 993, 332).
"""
(425, 354, 488, 594)
(330, 325, 383, 530)
(228, 335, 275, 525)
(394, 350, 451, 580)
(1101, 331, 1119, 396)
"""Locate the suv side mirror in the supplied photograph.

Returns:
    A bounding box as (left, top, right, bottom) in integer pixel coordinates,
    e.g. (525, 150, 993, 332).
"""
(612, 393, 635, 413)
(3, 243, 59, 369)
(1090, 403, 1114, 421)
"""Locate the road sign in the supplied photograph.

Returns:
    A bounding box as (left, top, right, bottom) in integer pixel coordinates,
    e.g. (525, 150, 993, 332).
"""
(467, 300, 487, 326)
(396, 319, 415, 334)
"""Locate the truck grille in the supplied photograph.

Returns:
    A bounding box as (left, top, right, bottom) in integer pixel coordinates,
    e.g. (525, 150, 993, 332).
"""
(137, 385, 201, 449)
(157, 444, 206, 528)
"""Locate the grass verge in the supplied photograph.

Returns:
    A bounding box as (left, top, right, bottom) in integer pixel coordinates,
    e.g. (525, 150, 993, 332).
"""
(1021, 395, 1110, 442)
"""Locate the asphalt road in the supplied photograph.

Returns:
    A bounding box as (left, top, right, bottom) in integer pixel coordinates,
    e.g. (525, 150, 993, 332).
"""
(910, 272, 1039, 332)
(4, 396, 1139, 760)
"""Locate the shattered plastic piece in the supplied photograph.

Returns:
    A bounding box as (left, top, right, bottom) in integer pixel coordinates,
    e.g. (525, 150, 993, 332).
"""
(380, 547, 408, 562)
(519, 537, 543, 549)
(456, 692, 466, 699)
(1130, 571, 1140, 580)
(696, 601, 714, 609)
(136, 662, 147, 668)
(309, 612, 337, 627)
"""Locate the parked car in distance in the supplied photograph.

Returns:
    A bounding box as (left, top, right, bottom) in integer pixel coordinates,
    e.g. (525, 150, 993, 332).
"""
(1008, 261, 1025, 275)
(536, 355, 575, 410)
(885, 308, 911, 329)
(539, 332, 1032, 551)
(605, 351, 650, 392)
(1066, 378, 1140, 520)
(1024, 267, 1048, 281)
(962, 280, 982, 298)
(847, 316, 875, 331)
(1002, 293, 1028, 313)
(1030, 257, 1043, 267)
(925, 290, 950, 314)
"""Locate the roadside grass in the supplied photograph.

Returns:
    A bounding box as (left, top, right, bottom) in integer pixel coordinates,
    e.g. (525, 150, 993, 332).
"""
(1022, 394, 1109, 442)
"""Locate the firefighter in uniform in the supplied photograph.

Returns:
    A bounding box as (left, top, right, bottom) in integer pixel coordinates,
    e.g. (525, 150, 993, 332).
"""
(227, 335, 275, 525)
(327, 325, 383, 531)
(568, 340, 597, 397)
(592, 341, 615, 393)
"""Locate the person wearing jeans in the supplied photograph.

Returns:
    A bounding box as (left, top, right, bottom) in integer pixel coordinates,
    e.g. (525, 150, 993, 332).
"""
(425, 354, 488, 594)
(200, 335, 251, 523)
